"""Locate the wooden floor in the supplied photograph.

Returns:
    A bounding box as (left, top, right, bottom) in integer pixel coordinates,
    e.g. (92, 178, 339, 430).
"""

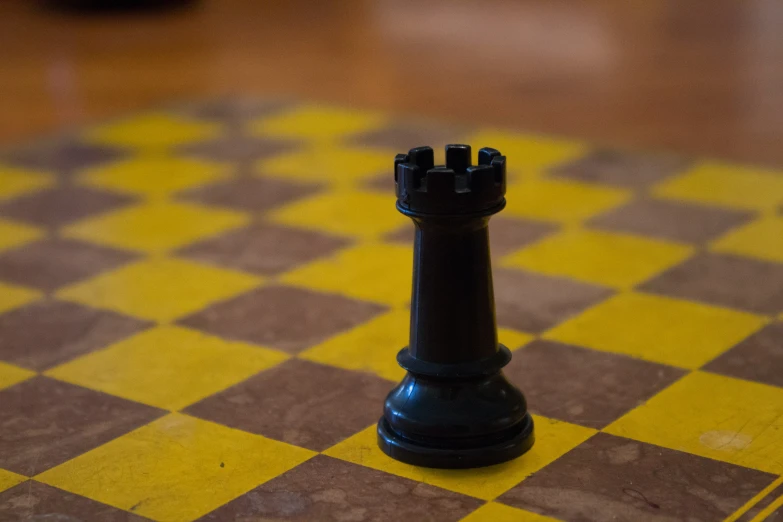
(1, 0, 782, 166)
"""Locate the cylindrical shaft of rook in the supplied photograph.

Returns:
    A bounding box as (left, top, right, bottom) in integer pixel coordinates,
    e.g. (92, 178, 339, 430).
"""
(409, 217, 498, 364)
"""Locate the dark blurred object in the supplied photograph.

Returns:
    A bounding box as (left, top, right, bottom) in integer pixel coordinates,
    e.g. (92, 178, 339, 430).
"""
(42, 0, 199, 14)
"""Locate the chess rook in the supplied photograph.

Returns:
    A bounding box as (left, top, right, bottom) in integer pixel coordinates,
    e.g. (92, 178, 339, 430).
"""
(377, 144, 535, 469)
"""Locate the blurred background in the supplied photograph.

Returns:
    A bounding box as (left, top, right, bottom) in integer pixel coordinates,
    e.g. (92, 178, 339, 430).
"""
(1, 0, 782, 166)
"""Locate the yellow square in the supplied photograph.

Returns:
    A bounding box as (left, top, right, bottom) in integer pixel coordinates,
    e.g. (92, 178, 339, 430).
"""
(502, 229, 694, 289)
(324, 415, 595, 500)
(605, 371, 783, 474)
(712, 216, 783, 263)
(0, 218, 44, 253)
(84, 114, 220, 149)
(0, 361, 35, 391)
(0, 281, 41, 315)
(270, 189, 407, 240)
(36, 413, 315, 522)
(257, 146, 393, 187)
(63, 201, 249, 254)
(503, 179, 630, 224)
(462, 502, 560, 522)
(653, 162, 783, 211)
(251, 104, 386, 141)
(57, 257, 262, 322)
(0, 165, 54, 201)
(499, 328, 535, 351)
(464, 130, 587, 179)
(545, 292, 766, 368)
(300, 309, 408, 381)
(0, 468, 26, 493)
(46, 325, 287, 410)
(78, 156, 231, 199)
(281, 242, 412, 307)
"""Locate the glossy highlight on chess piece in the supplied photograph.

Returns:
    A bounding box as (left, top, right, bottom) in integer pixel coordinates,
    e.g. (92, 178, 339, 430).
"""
(377, 144, 535, 469)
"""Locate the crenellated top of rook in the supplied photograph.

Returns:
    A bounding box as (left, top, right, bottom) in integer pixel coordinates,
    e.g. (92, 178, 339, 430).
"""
(395, 144, 506, 215)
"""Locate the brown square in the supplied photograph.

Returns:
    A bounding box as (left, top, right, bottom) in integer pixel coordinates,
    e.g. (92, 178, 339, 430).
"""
(549, 148, 691, 188)
(489, 217, 559, 258)
(176, 176, 319, 213)
(365, 172, 397, 193)
(383, 224, 413, 244)
(493, 267, 613, 333)
(198, 455, 483, 522)
(0, 185, 135, 228)
(640, 252, 783, 314)
(0, 481, 149, 522)
(178, 134, 299, 163)
(505, 340, 686, 428)
(0, 300, 151, 371)
(176, 222, 349, 276)
(589, 198, 752, 244)
(0, 238, 137, 292)
(177, 97, 293, 124)
(3, 140, 127, 175)
(349, 121, 466, 150)
(704, 323, 783, 388)
(498, 432, 776, 522)
(0, 377, 163, 475)
(179, 285, 387, 354)
(186, 359, 392, 451)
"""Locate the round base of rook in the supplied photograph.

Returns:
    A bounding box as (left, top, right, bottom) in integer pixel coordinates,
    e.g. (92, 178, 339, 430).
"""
(377, 413, 535, 469)
(378, 345, 535, 469)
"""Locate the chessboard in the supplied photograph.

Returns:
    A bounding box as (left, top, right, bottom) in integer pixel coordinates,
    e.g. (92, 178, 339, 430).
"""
(0, 97, 782, 522)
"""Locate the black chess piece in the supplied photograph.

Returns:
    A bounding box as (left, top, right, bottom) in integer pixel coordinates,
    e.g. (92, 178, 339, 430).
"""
(377, 144, 534, 469)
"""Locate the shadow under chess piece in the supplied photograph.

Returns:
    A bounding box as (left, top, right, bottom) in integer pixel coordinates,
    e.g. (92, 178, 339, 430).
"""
(377, 144, 535, 469)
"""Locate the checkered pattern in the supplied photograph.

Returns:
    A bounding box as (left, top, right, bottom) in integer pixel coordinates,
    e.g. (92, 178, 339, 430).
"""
(0, 97, 781, 522)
